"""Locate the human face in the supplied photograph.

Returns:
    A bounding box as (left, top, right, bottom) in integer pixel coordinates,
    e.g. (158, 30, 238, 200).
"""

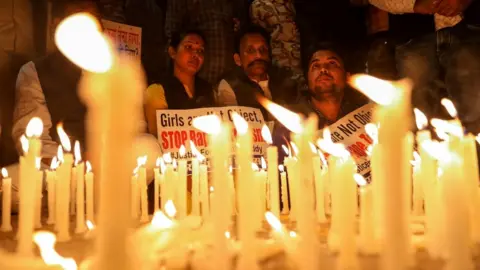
(235, 33, 270, 80)
(307, 50, 347, 100)
(170, 34, 205, 75)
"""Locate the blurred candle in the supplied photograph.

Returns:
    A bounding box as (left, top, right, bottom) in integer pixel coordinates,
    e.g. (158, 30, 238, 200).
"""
(177, 145, 187, 218)
(131, 170, 139, 220)
(464, 134, 480, 243)
(190, 141, 202, 216)
(56, 124, 73, 242)
(34, 158, 43, 229)
(279, 165, 289, 215)
(46, 158, 57, 225)
(85, 161, 94, 223)
(312, 149, 326, 223)
(262, 125, 279, 217)
(137, 156, 148, 223)
(199, 160, 209, 218)
(357, 174, 376, 254)
(74, 141, 87, 233)
(1, 168, 12, 232)
(154, 158, 162, 213)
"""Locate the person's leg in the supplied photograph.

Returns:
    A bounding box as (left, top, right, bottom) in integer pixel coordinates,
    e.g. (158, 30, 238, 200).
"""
(441, 23, 480, 134)
(395, 34, 445, 119)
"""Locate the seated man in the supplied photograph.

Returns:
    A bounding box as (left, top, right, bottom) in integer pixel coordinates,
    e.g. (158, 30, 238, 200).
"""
(290, 42, 369, 127)
(216, 25, 298, 119)
(12, 0, 101, 160)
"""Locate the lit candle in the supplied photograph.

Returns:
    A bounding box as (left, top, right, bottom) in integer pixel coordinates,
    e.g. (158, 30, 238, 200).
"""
(190, 141, 202, 216)
(228, 165, 236, 214)
(311, 146, 326, 223)
(253, 163, 264, 230)
(464, 134, 480, 243)
(138, 156, 148, 223)
(356, 174, 376, 254)
(153, 158, 162, 213)
(163, 153, 175, 207)
(46, 158, 57, 225)
(85, 161, 94, 223)
(412, 152, 423, 216)
(284, 156, 298, 221)
(413, 108, 430, 216)
(56, 124, 73, 242)
(278, 165, 289, 215)
(17, 118, 43, 256)
(177, 145, 188, 218)
(259, 158, 268, 216)
(74, 141, 87, 233)
(1, 168, 12, 232)
(34, 158, 43, 229)
(262, 125, 279, 217)
(131, 169, 139, 220)
(351, 75, 411, 270)
(199, 160, 209, 218)
(58, 14, 141, 269)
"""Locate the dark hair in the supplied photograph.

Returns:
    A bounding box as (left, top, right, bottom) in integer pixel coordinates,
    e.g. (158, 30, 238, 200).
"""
(169, 29, 206, 50)
(303, 41, 349, 75)
(234, 24, 270, 53)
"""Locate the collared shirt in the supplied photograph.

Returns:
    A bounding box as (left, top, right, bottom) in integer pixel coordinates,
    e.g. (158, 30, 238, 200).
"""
(369, 0, 463, 30)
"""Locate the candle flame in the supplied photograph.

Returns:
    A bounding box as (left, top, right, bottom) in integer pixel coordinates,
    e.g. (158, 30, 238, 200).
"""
(257, 96, 303, 133)
(225, 231, 231, 239)
(278, 164, 284, 172)
(192, 115, 221, 135)
(309, 142, 317, 154)
(165, 200, 176, 218)
(365, 123, 379, 143)
(151, 211, 174, 229)
(366, 145, 373, 156)
(411, 151, 421, 167)
(86, 161, 92, 173)
(265, 212, 282, 231)
(349, 74, 399, 106)
(86, 220, 95, 231)
(261, 125, 273, 144)
(190, 141, 206, 162)
(56, 123, 71, 152)
(252, 163, 260, 171)
(281, 145, 290, 156)
(441, 98, 458, 118)
(33, 231, 78, 270)
(179, 145, 186, 157)
(137, 155, 147, 167)
(163, 152, 172, 164)
(476, 134, 480, 145)
(57, 145, 64, 163)
(25, 117, 44, 138)
(421, 140, 451, 161)
(289, 231, 297, 238)
(55, 13, 112, 73)
(156, 157, 162, 167)
(133, 166, 139, 176)
(261, 157, 267, 170)
(20, 135, 29, 153)
(290, 142, 299, 156)
(74, 141, 81, 165)
(413, 108, 428, 130)
(172, 159, 177, 169)
(354, 174, 367, 186)
(210, 186, 214, 192)
(317, 131, 350, 159)
(431, 118, 463, 138)
(35, 157, 41, 170)
(232, 112, 249, 135)
(318, 150, 328, 167)
(229, 165, 233, 174)
(1, 168, 8, 178)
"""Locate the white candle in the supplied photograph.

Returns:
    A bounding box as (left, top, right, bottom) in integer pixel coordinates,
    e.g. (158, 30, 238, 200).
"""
(412, 161, 423, 216)
(131, 173, 139, 220)
(1, 168, 12, 232)
(199, 162, 209, 218)
(262, 125, 280, 217)
(46, 158, 57, 225)
(59, 14, 141, 269)
(190, 143, 201, 216)
(312, 155, 326, 223)
(279, 165, 289, 215)
(164, 161, 175, 206)
(153, 164, 161, 213)
(463, 135, 480, 243)
(284, 157, 298, 221)
(231, 113, 257, 270)
(18, 118, 43, 256)
(56, 125, 73, 242)
(34, 161, 43, 229)
(177, 145, 188, 218)
(258, 163, 267, 217)
(228, 166, 236, 214)
(357, 175, 376, 254)
(254, 166, 266, 230)
(74, 142, 86, 233)
(85, 161, 94, 223)
(351, 75, 411, 270)
(70, 164, 77, 216)
(138, 156, 149, 223)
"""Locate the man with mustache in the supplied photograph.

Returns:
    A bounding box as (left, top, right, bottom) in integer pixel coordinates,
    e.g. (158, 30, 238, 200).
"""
(293, 43, 369, 127)
(216, 25, 298, 119)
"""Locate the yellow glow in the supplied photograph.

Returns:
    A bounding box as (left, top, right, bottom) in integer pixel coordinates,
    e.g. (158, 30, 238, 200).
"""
(137, 155, 147, 167)
(229, 165, 233, 174)
(86, 161, 92, 173)
(55, 13, 112, 73)
(431, 118, 463, 137)
(290, 142, 299, 156)
(179, 145, 186, 157)
(165, 200, 176, 218)
(56, 123, 71, 152)
(225, 231, 231, 239)
(151, 211, 174, 229)
(20, 135, 29, 153)
(74, 141, 81, 165)
(33, 231, 77, 270)
(261, 157, 267, 170)
(192, 115, 221, 135)
(309, 142, 317, 154)
(261, 125, 273, 144)
(354, 174, 367, 186)
(26, 117, 44, 138)
(257, 97, 303, 133)
(281, 145, 290, 156)
(252, 163, 259, 171)
(1, 168, 8, 178)
(163, 152, 172, 164)
(289, 231, 297, 238)
(35, 157, 41, 170)
(265, 212, 282, 231)
(413, 108, 428, 130)
(317, 133, 350, 159)
(278, 164, 284, 173)
(232, 112, 248, 135)
(86, 220, 95, 231)
(349, 74, 398, 106)
(441, 98, 458, 118)
(365, 123, 379, 143)
(210, 186, 214, 192)
(421, 141, 451, 161)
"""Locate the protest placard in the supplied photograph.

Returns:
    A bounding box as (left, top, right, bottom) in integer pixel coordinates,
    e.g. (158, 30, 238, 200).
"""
(327, 103, 374, 181)
(156, 106, 268, 166)
(101, 19, 142, 61)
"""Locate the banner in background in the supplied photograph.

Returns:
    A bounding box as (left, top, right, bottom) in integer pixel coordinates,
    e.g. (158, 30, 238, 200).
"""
(156, 106, 267, 165)
(327, 103, 374, 180)
(102, 19, 142, 61)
